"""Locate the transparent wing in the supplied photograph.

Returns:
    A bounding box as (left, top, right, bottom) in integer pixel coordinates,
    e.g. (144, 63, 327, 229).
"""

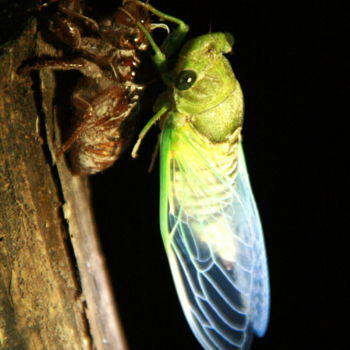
(160, 127, 269, 350)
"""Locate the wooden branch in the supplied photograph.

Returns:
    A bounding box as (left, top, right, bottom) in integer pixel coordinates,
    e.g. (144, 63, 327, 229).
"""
(0, 15, 128, 350)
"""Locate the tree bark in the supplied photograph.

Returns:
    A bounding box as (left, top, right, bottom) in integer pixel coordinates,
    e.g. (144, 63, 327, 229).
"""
(0, 13, 128, 350)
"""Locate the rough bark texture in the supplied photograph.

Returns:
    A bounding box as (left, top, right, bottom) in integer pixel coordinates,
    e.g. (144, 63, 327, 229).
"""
(0, 12, 128, 350)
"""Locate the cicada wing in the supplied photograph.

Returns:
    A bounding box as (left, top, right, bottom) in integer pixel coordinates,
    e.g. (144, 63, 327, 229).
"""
(233, 146, 270, 337)
(160, 127, 269, 350)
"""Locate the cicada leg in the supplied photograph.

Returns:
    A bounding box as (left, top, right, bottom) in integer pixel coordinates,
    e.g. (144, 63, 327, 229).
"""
(130, 2, 189, 157)
(131, 104, 168, 158)
(127, 1, 189, 71)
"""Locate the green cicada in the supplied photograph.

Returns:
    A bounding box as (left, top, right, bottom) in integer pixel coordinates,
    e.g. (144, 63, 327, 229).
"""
(132, 2, 270, 349)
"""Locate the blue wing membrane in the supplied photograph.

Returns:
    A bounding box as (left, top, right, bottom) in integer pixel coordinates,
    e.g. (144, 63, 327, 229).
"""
(166, 145, 269, 350)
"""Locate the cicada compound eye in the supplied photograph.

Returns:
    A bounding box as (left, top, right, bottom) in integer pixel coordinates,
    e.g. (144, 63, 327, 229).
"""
(175, 70, 197, 90)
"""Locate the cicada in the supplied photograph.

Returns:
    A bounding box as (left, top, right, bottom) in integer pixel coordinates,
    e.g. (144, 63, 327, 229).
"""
(132, 2, 270, 349)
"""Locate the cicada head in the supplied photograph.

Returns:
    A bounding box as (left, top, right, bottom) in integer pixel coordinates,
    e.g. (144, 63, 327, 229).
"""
(169, 33, 244, 142)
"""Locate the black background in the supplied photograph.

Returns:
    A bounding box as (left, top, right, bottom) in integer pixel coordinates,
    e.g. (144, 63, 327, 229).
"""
(83, 0, 345, 349)
(0, 0, 346, 348)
